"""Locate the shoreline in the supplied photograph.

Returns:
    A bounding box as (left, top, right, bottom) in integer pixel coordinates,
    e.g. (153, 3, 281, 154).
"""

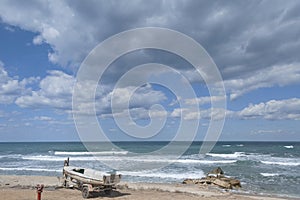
(0, 175, 299, 200)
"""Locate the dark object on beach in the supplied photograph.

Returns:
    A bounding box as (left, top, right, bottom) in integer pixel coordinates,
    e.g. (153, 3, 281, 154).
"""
(62, 157, 122, 198)
(206, 167, 224, 178)
(182, 167, 241, 189)
(64, 157, 69, 166)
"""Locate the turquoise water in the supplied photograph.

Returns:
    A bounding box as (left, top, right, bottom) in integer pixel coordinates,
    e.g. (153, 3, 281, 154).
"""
(0, 141, 299, 198)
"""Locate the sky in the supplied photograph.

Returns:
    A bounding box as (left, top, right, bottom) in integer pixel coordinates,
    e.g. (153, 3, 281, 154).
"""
(0, 0, 300, 142)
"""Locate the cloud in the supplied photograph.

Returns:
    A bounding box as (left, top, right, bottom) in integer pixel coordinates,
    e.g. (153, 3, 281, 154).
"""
(103, 107, 167, 121)
(170, 107, 229, 121)
(175, 108, 200, 120)
(238, 98, 300, 120)
(225, 63, 300, 100)
(109, 84, 167, 111)
(0, 61, 36, 104)
(39, 71, 74, 97)
(0, 110, 5, 118)
(250, 129, 287, 135)
(31, 115, 73, 125)
(94, 84, 167, 117)
(34, 116, 53, 121)
(185, 95, 226, 106)
(32, 35, 43, 45)
(0, 1, 166, 68)
(1, 0, 300, 139)
(15, 70, 74, 110)
(4, 25, 15, 32)
(0, 1, 299, 79)
(171, 98, 300, 121)
(14, 69, 167, 120)
(0, 1, 299, 105)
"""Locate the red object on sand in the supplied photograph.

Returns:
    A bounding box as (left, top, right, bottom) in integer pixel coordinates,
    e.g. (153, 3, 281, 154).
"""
(36, 184, 44, 200)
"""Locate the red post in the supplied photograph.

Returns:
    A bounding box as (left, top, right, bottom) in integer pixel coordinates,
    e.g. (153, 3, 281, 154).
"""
(36, 184, 44, 200)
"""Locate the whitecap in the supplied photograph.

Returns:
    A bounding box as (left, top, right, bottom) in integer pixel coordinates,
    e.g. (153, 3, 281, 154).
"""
(260, 173, 280, 177)
(284, 145, 294, 149)
(22, 155, 237, 165)
(121, 170, 205, 179)
(54, 151, 128, 156)
(261, 161, 300, 166)
(0, 154, 22, 159)
(22, 155, 98, 161)
(206, 152, 245, 159)
(175, 159, 237, 164)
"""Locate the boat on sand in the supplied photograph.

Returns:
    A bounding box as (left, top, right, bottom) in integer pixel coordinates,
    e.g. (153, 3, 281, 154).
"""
(62, 158, 121, 198)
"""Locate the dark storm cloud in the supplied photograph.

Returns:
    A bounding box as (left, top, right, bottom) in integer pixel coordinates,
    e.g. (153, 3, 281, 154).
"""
(162, 0, 300, 79)
(0, 0, 299, 90)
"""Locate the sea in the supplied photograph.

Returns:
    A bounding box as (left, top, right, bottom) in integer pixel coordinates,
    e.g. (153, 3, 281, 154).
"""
(0, 141, 299, 198)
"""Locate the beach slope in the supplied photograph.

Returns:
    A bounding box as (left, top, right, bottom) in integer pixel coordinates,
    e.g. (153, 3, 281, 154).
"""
(0, 175, 296, 200)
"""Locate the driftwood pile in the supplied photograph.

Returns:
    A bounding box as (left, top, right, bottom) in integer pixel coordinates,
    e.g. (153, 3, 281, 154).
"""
(183, 167, 241, 189)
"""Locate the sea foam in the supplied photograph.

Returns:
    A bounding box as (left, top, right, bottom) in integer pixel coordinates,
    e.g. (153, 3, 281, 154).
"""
(206, 152, 245, 159)
(0, 167, 61, 173)
(54, 151, 128, 156)
(261, 161, 300, 166)
(122, 170, 205, 180)
(284, 145, 294, 149)
(260, 173, 280, 177)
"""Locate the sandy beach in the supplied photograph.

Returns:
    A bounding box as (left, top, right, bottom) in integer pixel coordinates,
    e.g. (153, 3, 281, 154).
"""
(0, 175, 298, 200)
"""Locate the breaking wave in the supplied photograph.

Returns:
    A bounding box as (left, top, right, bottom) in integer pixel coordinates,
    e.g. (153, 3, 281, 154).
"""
(284, 145, 294, 149)
(206, 152, 245, 158)
(261, 161, 300, 166)
(260, 173, 280, 177)
(54, 151, 128, 156)
(21, 155, 237, 165)
(222, 145, 231, 147)
(122, 170, 205, 180)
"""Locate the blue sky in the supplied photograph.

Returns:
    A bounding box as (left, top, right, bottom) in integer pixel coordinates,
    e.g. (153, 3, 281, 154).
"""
(0, 1, 300, 142)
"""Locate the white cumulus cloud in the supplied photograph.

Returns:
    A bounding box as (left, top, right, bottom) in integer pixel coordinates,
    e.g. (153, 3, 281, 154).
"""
(15, 70, 75, 110)
(225, 63, 300, 100)
(238, 98, 300, 120)
(0, 61, 36, 104)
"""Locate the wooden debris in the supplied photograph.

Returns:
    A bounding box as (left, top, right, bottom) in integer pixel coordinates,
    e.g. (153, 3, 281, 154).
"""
(182, 179, 194, 184)
(182, 167, 241, 189)
(212, 178, 232, 189)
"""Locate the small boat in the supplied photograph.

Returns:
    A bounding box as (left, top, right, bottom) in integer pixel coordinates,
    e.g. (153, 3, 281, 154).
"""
(62, 158, 121, 198)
